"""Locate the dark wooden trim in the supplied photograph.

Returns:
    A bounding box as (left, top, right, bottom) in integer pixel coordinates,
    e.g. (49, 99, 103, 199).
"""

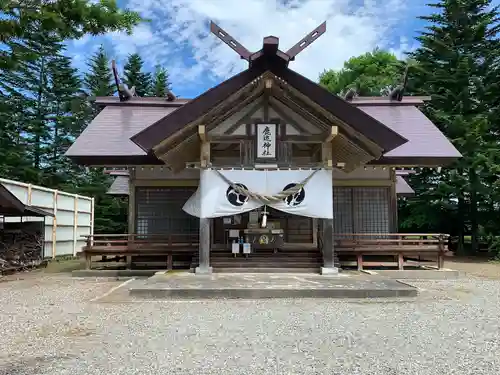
(204, 92, 264, 135)
(153, 84, 263, 156)
(370, 156, 459, 167)
(269, 64, 407, 152)
(286, 22, 326, 60)
(131, 65, 266, 151)
(0, 184, 25, 213)
(210, 21, 252, 60)
(114, 132, 343, 147)
(66, 154, 163, 166)
(131, 52, 406, 153)
(271, 95, 377, 156)
(268, 99, 309, 133)
(263, 94, 269, 122)
(270, 85, 383, 156)
(223, 99, 263, 135)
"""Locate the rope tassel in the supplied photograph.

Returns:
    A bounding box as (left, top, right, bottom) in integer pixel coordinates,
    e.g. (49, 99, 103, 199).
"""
(214, 169, 318, 204)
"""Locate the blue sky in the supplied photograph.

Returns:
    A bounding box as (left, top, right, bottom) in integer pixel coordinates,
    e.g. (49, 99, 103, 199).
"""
(65, 0, 498, 98)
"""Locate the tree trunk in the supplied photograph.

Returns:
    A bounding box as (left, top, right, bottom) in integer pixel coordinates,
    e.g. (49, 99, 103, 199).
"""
(469, 168, 479, 253)
(457, 192, 466, 255)
(34, 57, 45, 170)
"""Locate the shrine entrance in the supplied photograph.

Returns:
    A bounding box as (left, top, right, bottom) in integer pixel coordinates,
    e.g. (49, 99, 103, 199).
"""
(211, 208, 316, 250)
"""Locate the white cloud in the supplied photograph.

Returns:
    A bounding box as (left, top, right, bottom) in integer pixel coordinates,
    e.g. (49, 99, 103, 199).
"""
(103, 0, 412, 91)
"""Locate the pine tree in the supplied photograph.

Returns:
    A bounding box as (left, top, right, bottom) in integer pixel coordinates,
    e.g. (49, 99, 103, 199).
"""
(1, 0, 141, 70)
(0, 28, 65, 183)
(43, 54, 87, 188)
(151, 65, 172, 97)
(79, 51, 129, 234)
(407, 0, 500, 253)
(123, 53, 152, 96)
(84, 45, 115, 97)
(0, 94, 36, 181)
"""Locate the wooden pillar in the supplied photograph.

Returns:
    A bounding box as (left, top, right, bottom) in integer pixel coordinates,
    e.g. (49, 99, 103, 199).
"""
(390, 168, 398, 232)
(127, 168, 136, 268)
(320, 128, 339, 275)
(195, 125, 213, 274)
(196, 217, 212, 274)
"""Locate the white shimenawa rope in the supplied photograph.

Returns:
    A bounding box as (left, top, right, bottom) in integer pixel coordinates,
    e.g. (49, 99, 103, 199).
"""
(214, 169, 319, 204)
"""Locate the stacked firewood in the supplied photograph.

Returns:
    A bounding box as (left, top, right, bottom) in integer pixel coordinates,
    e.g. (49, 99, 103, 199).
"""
(0, 230, 44, 273)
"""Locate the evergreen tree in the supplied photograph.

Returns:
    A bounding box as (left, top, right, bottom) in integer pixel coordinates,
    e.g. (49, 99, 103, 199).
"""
(79, 51, 129, 234)
(407, 0, 500, 253)
(84, 45, 115, 97)
(0, 29, 65, 182)
(1, 0, 141, 70)
(43, 54, 87, 188)
(151, 65, 171, 97)
(0, 94, 36, 181)
(123, 53, 152, 96)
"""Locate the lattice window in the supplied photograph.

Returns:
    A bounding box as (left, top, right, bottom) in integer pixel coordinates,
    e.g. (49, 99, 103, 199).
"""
(135, 187, 199, 236)
(333, 187, 391, 238)
(333, 187, 354, 239)
(353, 187, 390, 237)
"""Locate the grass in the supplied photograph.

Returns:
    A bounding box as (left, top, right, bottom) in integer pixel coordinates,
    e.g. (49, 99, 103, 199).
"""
(44, 258, 87, 273)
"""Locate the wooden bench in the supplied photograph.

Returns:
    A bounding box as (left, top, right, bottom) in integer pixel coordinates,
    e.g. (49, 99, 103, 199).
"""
(334, 233, 448, 270)
(81, 234, 198, 270)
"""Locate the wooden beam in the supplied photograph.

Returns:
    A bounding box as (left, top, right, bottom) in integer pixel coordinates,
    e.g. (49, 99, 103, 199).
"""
(271, 87, 329, 131)
(268, 99, 309, 133)
(286, 22, 327, 60)
(153, 75, 262, 155)
(198, 125, 207, 142)
(207, 132, 336, 144)
(272, 79, 384, 157)
(202, 89, 264, 134)
(200, 139, 210, 168)
(210, 21, 251, 60)
(223, 98, 264, 135)
(272, 89, 383, 159)
(281, 129, 338, 143)
(326, 126, 338, 142)
(322, 143, 333, 168)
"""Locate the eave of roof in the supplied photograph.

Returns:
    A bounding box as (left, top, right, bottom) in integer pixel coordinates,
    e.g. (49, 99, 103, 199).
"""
(65, 105, 178, 162)
(131, 65, 268, 152)
(91, 95, 431, 107)
(130, 57, 408, 154)
(94, 96, 189, 107)
(396, 176, 415, 196)
(0, 184, 54, 217)
(106, 175, 130, 196)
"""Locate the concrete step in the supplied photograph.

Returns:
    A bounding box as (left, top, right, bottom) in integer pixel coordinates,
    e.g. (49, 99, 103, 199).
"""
(209, 260, 322, 265)
(209, 262, 322, 268)
(198, 256, 322, 262)
(212, 267, 321, 273)
(205, 254, 322, 261)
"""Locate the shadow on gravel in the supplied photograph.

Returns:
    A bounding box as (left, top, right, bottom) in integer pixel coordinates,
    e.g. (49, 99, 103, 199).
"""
(0, 354, 75, 375)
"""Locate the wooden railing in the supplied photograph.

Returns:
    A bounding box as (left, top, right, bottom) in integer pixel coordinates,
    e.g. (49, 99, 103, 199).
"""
(334, 233, 449, 270)
(80, 232, 449, 271)
(81, 233, 199, 270)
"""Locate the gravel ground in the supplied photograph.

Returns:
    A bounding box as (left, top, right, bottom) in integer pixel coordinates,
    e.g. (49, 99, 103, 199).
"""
(0, 272, 499, 375)
(445, 257, 500, 279)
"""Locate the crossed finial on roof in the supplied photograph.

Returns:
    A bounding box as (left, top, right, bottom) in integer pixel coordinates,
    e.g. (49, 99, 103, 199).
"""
(210, 21, 326, 66)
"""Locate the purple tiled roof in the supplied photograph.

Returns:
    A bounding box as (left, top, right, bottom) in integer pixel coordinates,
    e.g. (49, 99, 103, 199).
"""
(359, 106, 462, 159)
(395, 176, 415, 196)
(106, 175, 130, 195)
(65, 98, 462, 164)
(66, 106, 177, 157)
